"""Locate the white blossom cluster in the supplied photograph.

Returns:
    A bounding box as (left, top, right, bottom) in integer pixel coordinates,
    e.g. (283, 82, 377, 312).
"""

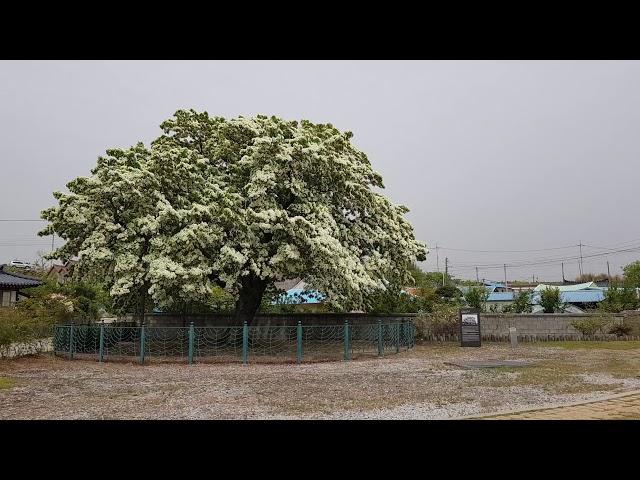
(40, 110, 427, 311)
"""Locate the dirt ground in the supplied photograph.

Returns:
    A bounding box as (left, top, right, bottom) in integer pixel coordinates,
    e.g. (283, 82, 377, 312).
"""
(1, 342, 640, 419)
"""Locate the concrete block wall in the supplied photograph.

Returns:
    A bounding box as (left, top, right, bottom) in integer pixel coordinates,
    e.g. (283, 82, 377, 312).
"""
(480, 313, 623, 337)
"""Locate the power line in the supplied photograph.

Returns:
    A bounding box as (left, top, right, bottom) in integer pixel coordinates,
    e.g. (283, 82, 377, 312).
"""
(582, 238, 640, 250)
(435, 244, 579, 253)
(0, 219, 47, 222)
(448, 245, 640, 270)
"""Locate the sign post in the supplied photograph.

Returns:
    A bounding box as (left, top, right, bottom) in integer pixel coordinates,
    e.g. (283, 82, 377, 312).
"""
(459, 308, 481, 347)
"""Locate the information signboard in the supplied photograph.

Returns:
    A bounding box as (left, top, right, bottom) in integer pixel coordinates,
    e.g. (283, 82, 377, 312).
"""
(459, 308, 481, 347)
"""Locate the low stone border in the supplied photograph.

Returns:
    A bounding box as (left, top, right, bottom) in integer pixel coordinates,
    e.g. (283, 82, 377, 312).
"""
(0, 337, 53, 360)
(454, 389, 640, 419)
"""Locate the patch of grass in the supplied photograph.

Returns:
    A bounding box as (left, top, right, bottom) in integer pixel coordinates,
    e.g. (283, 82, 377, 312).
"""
(549, 341, 640, 351)
(604, 356, 640, 379)
(469, 360, 621, 395)
(0, 376, 16, 390)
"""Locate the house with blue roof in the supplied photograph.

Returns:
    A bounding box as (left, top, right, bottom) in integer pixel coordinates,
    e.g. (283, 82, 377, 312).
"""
(458, 280, 611, 313)
(457, 281, 516, 311)
(531, 282, 605, 312)
(272, 278, 325, 306)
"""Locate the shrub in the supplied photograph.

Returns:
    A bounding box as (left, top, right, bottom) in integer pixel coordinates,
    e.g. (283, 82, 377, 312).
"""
(512, 290, 532, 313)
(464, 287, 488, 310)
(435, 284, 463, 300)
(0, 308, 56, 354)
(608, 324, 633, 337)
(539, 287, 563, 313)
(362, 282, 438, 314)
(599, 284, 639, 313)
(414, 303, 459, 339)
(571, 315, 612, 336)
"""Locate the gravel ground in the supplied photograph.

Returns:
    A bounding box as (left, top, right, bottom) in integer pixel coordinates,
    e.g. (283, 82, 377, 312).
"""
(1, 342, 639, 419)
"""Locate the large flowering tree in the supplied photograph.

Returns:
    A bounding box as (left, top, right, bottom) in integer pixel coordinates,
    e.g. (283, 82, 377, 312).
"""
(40, 110, 427, 323)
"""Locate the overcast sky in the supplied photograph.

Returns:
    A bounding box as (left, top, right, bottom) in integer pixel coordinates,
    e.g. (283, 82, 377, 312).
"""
(1, 60, 639, 281)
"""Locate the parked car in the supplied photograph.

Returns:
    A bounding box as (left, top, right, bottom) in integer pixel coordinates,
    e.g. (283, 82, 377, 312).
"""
(9, 260, 32, 268)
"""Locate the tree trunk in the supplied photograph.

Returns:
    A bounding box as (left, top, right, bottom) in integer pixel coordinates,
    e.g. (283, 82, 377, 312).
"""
(234, 274, 267, 325)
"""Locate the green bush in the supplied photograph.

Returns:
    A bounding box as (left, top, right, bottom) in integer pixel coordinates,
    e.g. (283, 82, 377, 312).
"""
(599, 284, 639, 313)
(0, 279, 114, 353)
(512, 290, 532, 313)
(0, 308, 56, 351)
(539, 287, 563, 313)
(363, 283, 438, 314)
(414, 304, 459, 339)
(571, 315, 612, 336)
(464, 287, 488, 310)
(608, 324, 633, 337)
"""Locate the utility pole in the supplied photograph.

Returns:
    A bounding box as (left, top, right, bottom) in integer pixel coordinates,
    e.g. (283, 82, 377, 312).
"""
(561, 262, 565, 282)
(444, 257, 448, 286)
(579, 241, 584, 277)
(436, 243, 439, 272)
(475, 266, 479, 283)
(607, 261, 610, 279)
(503, 264, 507, 288)
(532, 274, 534, 283)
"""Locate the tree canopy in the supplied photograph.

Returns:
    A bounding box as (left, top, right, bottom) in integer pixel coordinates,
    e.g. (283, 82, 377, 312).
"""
(40, 110, 427, 322)
(623, 261, 640, 288)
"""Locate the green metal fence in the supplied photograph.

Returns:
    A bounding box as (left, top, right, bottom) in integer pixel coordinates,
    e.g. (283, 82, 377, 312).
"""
(53, 320, 415, 364)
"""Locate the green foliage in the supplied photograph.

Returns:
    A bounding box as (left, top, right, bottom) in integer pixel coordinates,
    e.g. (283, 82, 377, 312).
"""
(0, 377, 16, 390)
(363, 283, 436, 314)
(570, 315, 613, 336)
(414, 303, 459, 339)
(0, 309, 56, 349)
(464, 286, 488, 310)
(409, 264, 453, 289)
(608, 323, 633, 337)
(512, 290, 532, 313)
(209, 286, 236, 312)
(0, 278, 113, 351)
(539, 287, 563, 313)
(599, 284, 639, 313)
(435, 284, 463, 300)
(623, 261, 640, 288)
(18, 279, 112, 322)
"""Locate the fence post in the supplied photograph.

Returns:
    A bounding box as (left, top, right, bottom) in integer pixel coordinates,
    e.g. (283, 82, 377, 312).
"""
(378, 319, 383, 357)
(409, 323, 414, 348)
(296, 321, 302, 364)
(188, 322, 195, 365)
(402, 321, 407, 349)
(69, 323, 74, 360)
(242, 321, 249, 365)
(396, 322, 400, 353)
(344, 321, 350, 361)
(99, 321, 104, 362)
(140, 323, 146, 365)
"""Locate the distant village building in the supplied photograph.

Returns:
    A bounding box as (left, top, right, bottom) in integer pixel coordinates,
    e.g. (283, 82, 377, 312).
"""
(457, 280, 616, 313)
(458, 281, 516, 312)
(531, 282, 605, 313)
(45, 259, 78, 284)
(273, 278, 324, 306)
(0, 265, 44, 307)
